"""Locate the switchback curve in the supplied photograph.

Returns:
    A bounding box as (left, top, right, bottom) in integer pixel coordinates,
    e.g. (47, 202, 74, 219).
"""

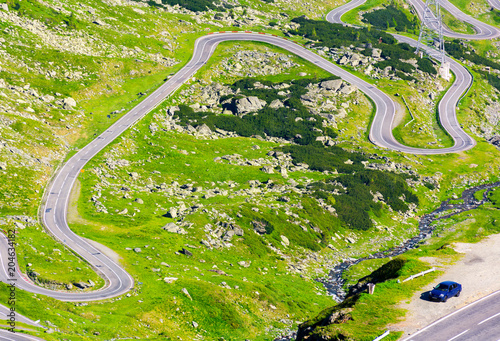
(0, 1, 497, 338)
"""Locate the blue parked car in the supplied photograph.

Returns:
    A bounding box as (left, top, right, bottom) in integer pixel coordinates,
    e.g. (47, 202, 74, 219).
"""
(429, 281, 462, 302)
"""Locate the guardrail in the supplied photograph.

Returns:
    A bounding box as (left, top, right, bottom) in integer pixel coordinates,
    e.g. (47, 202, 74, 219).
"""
(402, 95, 416, 127)
(373, 330, 390, 341)
(400, 267, 436, 283)
(457, 65, 474, 107)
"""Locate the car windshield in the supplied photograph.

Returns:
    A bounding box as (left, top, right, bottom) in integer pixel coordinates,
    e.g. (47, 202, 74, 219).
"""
(435, 283, 449, 291)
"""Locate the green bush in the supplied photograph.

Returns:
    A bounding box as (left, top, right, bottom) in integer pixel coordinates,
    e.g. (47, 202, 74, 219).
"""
(446, 40, 500, 70)
(305, 164, 418, 230)
(280, 144, 367, 173)
(137, 0, 219, 12)
(290, 16, 397, 48)
(417, 58, 437, 75)
(478, 70, 500, 92)
(488, 188, 500, 209)
(362, 5, 417, 32)
(289, 17, 437, 75)
(375, 59, 415, 73)
(173, 77, 338, 144)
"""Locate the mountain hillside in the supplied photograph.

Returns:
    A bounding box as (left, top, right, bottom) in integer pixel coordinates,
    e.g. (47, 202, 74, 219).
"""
(0, 0, 500, 340)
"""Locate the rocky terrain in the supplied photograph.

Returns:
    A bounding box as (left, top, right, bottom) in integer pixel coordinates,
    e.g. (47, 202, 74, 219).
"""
(0, 0, 499, 340)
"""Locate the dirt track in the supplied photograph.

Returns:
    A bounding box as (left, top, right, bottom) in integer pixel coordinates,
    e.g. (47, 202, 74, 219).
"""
(391, 233, 500, 338)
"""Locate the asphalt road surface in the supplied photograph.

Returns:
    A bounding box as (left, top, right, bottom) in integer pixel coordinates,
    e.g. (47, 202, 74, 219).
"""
(326, 0, 500, 39)
(0, 1, 498, 340)
(0, 304, 43, 329)
(489, 0, 500, 10)
(0, 304, 44, 341)
(0, 330, 45, 341)
(402, 291, 500, 341)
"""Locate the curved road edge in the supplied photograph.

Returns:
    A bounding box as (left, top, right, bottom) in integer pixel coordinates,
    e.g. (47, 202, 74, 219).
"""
(402, 290, 500, 340)
(489, 0, 500, 10)
(0, 30, 481, 304)
(327, 4, 478, 153)
(326, 0, 500, 39)
(408, 0, 500, 40)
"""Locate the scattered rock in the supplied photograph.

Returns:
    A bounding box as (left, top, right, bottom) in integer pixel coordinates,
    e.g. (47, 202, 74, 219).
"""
(63, 97, 77, 109)
(235, 96, 266, 116)
(196, 123, 212, 135)
(164, 277, 178, 284)
(238, 261, 251, 268)
(269, 99, 284, 109)
(261, 165, 274, 174)
(281, 235, 290, 247)
(180, 248, 193, 257)
(340, 85, 357, 95)
(167, 207, 178, 218)
(73, 282, 89, 289)
(14, 221, 25, 230)
(162, 222, 187, 234)
(182, 287, 192, 300)
(320, 79, 343, 92)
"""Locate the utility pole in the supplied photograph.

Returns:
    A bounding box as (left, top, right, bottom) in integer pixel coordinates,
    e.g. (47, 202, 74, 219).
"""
(415, 0, 450, 80)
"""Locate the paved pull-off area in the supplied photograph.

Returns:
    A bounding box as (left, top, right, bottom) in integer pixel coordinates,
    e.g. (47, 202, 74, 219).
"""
(0, 0, 499, 340)
(395, 235, 500, 341)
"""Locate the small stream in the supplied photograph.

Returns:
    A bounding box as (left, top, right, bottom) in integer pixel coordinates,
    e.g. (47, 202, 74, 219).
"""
(317, 180, 500, 302)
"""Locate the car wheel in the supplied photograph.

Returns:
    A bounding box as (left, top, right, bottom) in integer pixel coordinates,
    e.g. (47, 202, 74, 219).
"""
(456, 291, 461, 297)
(442, 296, 448, 302)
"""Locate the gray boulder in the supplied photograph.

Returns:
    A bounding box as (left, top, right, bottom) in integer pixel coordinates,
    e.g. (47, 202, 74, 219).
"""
(196, 123, 212, 135)
(261, 165, 274, 174)
(340, 85, 357, 95)
(269, 99, 284, 109)
(320, 79, 343, 92)
(235, 96, 266, 116)
(167, 207, 178, 218)
(162, 222, 187, 234)
(63, 97, 77, 109)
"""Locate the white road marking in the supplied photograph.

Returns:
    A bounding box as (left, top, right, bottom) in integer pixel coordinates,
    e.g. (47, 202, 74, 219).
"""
(478, 311, 500, 325)
(448, 329, 469, 341)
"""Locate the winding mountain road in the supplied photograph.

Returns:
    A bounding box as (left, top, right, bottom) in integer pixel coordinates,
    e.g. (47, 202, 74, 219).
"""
(489, 0, 500, 10)
(329, 1, 500, 340)
(1, 1, 499, 340)
(328, 0, 500, 40)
